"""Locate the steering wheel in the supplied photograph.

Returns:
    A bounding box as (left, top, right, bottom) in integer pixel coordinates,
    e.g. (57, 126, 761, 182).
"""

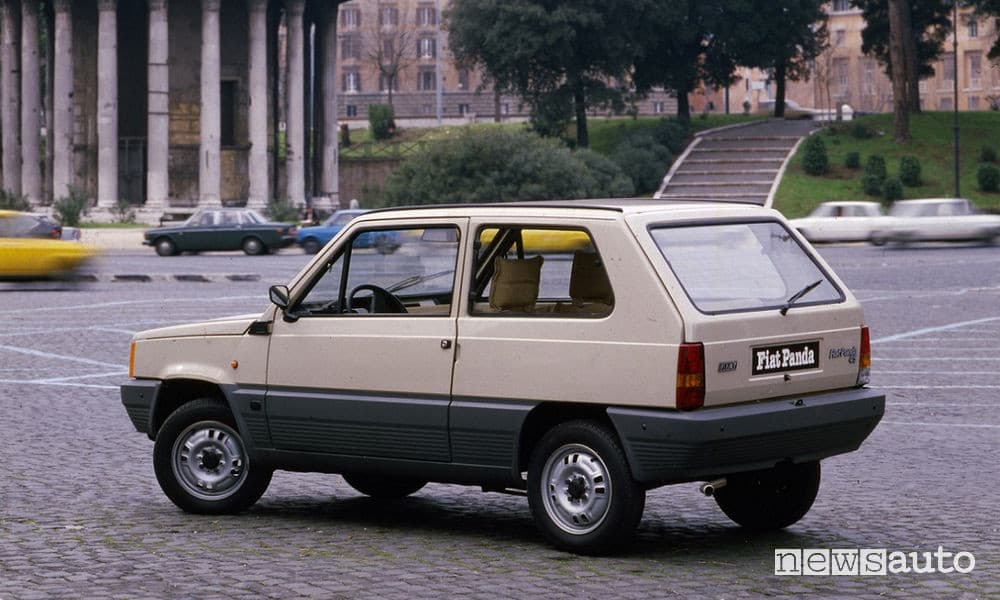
(347, 284, 408, 314)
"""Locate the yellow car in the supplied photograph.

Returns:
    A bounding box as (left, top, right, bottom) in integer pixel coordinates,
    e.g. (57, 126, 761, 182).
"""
(0, 210, 97, 281)
(479, 227, 593, 253)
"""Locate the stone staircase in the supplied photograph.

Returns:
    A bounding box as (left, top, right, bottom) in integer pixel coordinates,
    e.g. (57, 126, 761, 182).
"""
(654, 120, 818, 207)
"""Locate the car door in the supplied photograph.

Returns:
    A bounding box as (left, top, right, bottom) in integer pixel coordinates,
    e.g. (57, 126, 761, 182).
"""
(179, 210, 223, 251)
(264, 218, 466, 462)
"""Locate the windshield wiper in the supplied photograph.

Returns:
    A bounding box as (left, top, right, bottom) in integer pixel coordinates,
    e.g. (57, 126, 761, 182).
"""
(780, 279, 823, 315)
(387, 269, 455, 293)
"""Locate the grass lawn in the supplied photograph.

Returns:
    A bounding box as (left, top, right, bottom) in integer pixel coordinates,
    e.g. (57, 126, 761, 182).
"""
(774, 111, 1000, 218)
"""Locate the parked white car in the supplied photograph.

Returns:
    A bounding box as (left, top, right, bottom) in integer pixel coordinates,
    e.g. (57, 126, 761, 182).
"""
(868, 198, 1000, 245)
(790, 201, 887, 243)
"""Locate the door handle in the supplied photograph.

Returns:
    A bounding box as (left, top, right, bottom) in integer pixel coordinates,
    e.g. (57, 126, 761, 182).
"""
(440, 339, 452, 350)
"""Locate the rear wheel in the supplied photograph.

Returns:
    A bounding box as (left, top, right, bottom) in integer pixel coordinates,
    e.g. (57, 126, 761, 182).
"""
(242, 236, 265, 255)
(714, 462, 820, 531)
(527, 421, 645, 554)
(153, 399, 272, 514)
(155, 238, 177, 256)
(342, 474, 426, 499)
(301, 237, 322, 254)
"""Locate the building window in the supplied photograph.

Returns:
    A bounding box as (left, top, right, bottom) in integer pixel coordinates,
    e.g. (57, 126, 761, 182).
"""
(968, 52, 982, 89)
(379, 4, 399, 27)
(942, 53, 955, 86)
(341, 6, 361, 29)
(220, 80, 236, 147)
(939, 96, 953, 110)
(832, 0, 851, 11)
(501, 103, 510, 115)
(416, 4, 437, 27)
(343, 70, 361, 93)
(418, 37, 436, 59)
(863, 60, 875, 95)
(421, 103, 433, 115)
(458, 103, 470, 115)
(835, 29, 846, 47)
(457, 69, 469, 90)
(833, 58, 849, 96)
(418, 68, 436, 91)
(969, 95, 980, 110)
(346, 105, 358, 117)
(379, 74, 399, 92)
(653, 101, 665, 114)
(341, 34, 360, 60)
(968, 17, 978, 38)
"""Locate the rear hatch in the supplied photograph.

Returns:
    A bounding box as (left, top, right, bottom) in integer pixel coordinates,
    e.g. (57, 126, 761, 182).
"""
(644, 217, 867, 407)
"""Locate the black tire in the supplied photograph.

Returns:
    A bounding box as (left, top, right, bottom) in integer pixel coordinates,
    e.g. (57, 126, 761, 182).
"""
(869, 234, 887, 247)
(342, 474, 427, 499)
(242, 236, 265, 255)
(527, 420, 645, 554)
(714, 461, 820, 531)
(155, 237, 177, 257)
(301, 238, 322, 254)
(153, 399, 272, 514)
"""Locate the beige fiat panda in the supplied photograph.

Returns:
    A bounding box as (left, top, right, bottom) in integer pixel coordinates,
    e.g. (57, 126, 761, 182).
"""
(122, 200, 884, 554)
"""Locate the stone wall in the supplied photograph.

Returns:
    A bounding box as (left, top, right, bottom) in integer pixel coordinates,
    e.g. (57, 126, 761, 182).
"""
(338, 158, 402, 207)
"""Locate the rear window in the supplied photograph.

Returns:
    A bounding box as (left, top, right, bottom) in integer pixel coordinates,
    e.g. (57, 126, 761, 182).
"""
(650, 220, 844, 314)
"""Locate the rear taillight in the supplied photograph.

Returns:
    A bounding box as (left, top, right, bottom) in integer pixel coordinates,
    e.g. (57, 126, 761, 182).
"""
(857, 326, 871, 386)
(676, 342, 705, 410)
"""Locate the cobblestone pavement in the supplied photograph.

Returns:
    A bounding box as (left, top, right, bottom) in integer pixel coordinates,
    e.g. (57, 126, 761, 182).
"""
(1, 246, 997, 599)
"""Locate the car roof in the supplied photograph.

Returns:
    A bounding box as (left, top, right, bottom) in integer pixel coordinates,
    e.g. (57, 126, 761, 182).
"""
(892, 197, 967, 205)
(359, 198, 770, 221)
(819, 200, 881, 206)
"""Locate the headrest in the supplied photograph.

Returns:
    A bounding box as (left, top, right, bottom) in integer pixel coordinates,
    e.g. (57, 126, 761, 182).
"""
(569, 250, 613, 305)
(489, 256, 543, 311)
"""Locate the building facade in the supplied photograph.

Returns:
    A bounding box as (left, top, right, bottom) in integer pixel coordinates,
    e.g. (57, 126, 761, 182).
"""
(0, 0, 343, 220)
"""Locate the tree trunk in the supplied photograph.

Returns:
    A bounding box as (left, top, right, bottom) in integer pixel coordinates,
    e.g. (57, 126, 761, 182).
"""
(774, 61, 787, 119)
(888, 0, 911, 142)
(676, 87, 691, 125)
(901, 1, 921, 113)
(574, 88, 589, 148)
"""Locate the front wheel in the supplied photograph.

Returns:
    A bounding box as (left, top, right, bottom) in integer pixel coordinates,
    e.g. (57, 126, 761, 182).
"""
(155, 238, 177, 256)
(301, 238, 322, 254)
(242, 236, 265, 255)
(528, 421, 645, 554)
(713, 461, 820, 531)
(153, 399, 272, 514)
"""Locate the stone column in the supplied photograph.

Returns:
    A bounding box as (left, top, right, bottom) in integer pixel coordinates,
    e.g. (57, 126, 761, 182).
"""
(246, 0, 268, 210)
(146, 0, 169, 211)
(316, 3, 337, 210)
(20, 0, 41, 204)
(96, 0, 118, 210)
(52, 0, 74, 200)
(1, 0, 21, 194)
(199, 0, 222, 206)
(285, 0, 305, 207)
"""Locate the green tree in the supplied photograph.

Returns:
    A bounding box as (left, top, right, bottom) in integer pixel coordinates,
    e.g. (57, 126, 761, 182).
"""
(448, 0, 642, 147)
(724, 0, 829, 119)
(378, 129, 633, 206)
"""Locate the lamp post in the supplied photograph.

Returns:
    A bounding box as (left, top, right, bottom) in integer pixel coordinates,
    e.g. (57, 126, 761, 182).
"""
(953, 0, 960, 198)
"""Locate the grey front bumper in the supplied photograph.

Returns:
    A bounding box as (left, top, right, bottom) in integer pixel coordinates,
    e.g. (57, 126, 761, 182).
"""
(121, 379, 162, 439)
(607, 387, 885, 484)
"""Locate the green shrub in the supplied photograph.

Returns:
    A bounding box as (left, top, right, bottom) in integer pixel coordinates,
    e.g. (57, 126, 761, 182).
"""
(852, 123, 877, 139)
(845, 151, 861, 169)
(980, 145, 997, 164)
(652, 119, 691, 154)
(861, 173, 883, 196)
(801, 135, 828, 176)
(368, 104, 396, 140)
(378, 129, 634, 206)
(882, 176, 903, 202)
(114, 198, 136, 223)
(266, 199, 301, 222)
(611, 133, 673, 194)
(53, 186, 90, 227)
(864, 154, 887, 180)
(977, 163, 1000, 192)
(0, 189, 30, 211)
(899, 155, 922, 187)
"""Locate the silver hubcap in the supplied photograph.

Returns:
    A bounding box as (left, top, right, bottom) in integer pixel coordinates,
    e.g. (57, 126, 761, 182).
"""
(172, 421, 247, 501)
(541, 443, 611, 535)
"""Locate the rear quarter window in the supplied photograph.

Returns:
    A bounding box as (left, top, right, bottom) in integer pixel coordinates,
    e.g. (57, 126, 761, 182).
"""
(650, 220, 844, 314)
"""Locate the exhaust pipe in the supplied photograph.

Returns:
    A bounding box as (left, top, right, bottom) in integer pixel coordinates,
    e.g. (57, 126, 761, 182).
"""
(699, 478, 727, 497)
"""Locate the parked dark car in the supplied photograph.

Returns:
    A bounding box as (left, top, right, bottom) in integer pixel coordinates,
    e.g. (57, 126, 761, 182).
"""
(297, 209, 399, 254)
(143, 208, 297, 256)
(1, 211, 64, 239)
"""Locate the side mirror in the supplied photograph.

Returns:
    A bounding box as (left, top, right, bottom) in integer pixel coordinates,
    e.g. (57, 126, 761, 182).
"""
(269, 284, 290, 309)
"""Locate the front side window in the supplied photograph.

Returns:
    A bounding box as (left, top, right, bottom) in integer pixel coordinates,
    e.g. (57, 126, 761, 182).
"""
(651, 221, 843, 314)
(294, 226, 460, 317)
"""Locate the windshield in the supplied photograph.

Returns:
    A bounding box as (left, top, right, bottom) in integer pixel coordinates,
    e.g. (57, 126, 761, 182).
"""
(650, 220, 844, 314)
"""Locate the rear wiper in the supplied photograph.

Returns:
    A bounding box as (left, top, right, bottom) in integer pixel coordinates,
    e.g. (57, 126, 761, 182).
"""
(780, 279, 823, 315)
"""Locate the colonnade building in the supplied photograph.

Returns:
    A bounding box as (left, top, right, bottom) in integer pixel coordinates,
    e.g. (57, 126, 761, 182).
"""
(0, 0, 342, 220)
